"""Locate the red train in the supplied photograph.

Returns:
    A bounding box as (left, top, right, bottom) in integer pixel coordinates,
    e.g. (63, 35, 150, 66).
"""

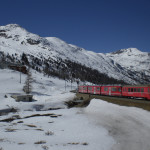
(78, 85, 150, 100)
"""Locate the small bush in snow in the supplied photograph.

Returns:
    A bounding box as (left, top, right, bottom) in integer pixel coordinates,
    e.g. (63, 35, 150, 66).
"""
(5, 128, 17, 132)
(25, 124, 37, 128)
(4, 95, 7, 98)
(45, 130, 54, 136)
(18, 143, 25, 145)
(41, 145, 49, 150)
(0, 139, 4, 142)
(34, 141, 46, 144)
(82, 142, 88, 145)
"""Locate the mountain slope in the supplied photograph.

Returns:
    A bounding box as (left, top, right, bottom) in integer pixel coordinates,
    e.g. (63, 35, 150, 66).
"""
(0, 24, 150, 84)
(106, 48, 150, 83)
(107, 48, 150, 72)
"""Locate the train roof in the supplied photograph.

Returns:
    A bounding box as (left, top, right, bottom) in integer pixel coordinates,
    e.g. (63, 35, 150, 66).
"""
(79, 85, 122, 87)
(123, 85, 150, 87)
(79, 85, 150, 87)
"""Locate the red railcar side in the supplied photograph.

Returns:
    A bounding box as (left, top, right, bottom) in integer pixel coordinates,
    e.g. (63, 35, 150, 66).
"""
(87, 86, 101, 95)
(78, 85, 101, 94)
(101, 86, 122, 96)
(122, 85, 150, 100)
(78, 85, 88, 93)
(78, 85, 122, 96)
(78, 85, 150, 100)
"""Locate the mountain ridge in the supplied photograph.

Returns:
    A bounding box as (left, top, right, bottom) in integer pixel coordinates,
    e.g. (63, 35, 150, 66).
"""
(0, 24, 150, 84)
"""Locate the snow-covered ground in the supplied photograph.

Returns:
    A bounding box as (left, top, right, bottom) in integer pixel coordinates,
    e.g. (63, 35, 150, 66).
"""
(84, 100, 150, 150)
(0, 69, 150, 150)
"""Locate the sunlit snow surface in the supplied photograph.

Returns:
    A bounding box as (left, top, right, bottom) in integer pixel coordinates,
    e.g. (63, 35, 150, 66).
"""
(106, 48, 150, 74)
(84, 99, 150, 150)
(0, 69, 150, 150)
(0, 69, 114, 150)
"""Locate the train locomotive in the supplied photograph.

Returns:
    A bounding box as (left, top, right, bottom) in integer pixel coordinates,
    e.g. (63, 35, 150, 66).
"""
(78, 85, 150, 100)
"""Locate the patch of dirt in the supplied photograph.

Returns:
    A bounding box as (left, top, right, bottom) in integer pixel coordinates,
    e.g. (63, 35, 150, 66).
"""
(0, 113, 62, 122)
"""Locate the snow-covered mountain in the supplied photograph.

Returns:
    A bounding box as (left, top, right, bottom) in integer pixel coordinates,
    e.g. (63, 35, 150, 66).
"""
(106, 48, 150, 83)
(107, 48, 150, 73)
(0, 24, 150, 84)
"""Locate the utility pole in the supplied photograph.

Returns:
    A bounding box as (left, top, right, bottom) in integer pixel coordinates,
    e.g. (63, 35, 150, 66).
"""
(20, 65, 21, 83)
(19, 63, 22, 84)
(65, 78, 66, 91)
(20, 70, 21, 83)
(70, 75, 72, 90)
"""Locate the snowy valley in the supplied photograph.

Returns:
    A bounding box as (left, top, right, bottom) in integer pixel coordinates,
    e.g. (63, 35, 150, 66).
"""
(1, 24, 150, 150)
(0, 69, 150, 150)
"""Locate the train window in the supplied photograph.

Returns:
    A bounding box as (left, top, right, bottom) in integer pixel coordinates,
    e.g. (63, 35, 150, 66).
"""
(134, 88, 137, 92)
(141, 88, 144, 93)
(131, 88, 133, 92)
(137, 88, 140, 92)
(97, 87, 100, 91)
(148, 88, 150, 93)
(88, 87, 92, 90)
(118, 88, 121, 92)
(104, 87, 108, 91)
(83, 87, 87, 90)
(112, 87, 117, 92)
(128, 88, 130, 92)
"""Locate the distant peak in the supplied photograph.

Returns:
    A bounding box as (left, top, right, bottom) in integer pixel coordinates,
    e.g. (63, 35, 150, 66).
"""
(0, 24, 26, 32)
(111, 48, 142, 55)
(126, 48, 142, 53)
(5, 24, 21, 28)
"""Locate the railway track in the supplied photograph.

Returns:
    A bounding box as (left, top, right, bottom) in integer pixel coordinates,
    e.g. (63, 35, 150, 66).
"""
(75, 92, 150, 111)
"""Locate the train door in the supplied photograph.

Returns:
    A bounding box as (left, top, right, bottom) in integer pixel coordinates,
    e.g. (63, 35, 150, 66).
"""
(94, 87, 96, 94)
(109, 87, 111, 95)
(148, 88, 150, 100)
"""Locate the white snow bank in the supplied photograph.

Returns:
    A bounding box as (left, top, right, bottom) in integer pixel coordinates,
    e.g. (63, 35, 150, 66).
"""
(84, 99, 150, 150)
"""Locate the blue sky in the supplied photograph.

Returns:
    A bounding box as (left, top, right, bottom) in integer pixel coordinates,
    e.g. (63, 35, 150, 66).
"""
(0, 0, 150, 53)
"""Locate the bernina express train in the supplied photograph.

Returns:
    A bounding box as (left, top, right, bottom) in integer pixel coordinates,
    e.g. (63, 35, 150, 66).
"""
(78, 85, 150, 100)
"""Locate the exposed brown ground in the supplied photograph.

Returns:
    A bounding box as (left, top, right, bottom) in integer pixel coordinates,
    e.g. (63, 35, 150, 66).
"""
(76, 92, 150, 111)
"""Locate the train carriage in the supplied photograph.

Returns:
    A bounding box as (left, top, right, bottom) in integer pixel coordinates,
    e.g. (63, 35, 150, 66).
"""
(101, 86, 122, 96)
(87, 86, 101, 95)
(78, 84, 150, 101)
(78, 85, 88, 93)
(122, 85, 150, 100)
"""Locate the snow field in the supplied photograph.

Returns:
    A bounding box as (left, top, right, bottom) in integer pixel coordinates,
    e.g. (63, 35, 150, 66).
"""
(0, 69, 115, 150)
(1, 68, 150, 150)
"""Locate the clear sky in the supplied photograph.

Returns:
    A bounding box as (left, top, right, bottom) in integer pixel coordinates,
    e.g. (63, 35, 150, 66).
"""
(0, 0, 150, 53)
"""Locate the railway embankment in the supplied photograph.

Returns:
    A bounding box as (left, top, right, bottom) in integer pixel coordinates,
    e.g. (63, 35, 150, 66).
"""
(74, 92, 150, 111)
